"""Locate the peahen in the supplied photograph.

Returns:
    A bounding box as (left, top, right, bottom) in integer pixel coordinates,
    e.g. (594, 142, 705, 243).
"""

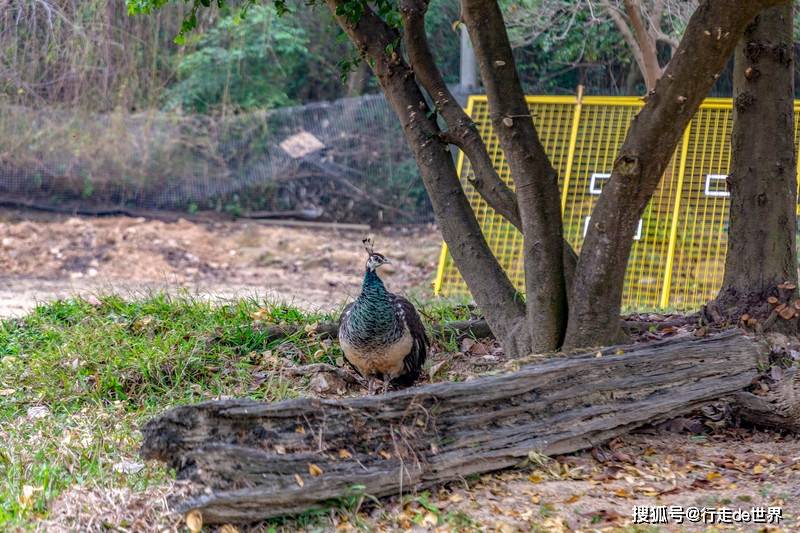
(338, 238, 429, 393)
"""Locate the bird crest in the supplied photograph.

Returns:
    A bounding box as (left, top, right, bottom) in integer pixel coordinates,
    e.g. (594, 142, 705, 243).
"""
(362, 237, 375, 255)
(362, 237, 389, 271)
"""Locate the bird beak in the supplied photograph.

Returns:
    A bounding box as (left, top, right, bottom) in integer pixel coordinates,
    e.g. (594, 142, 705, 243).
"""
(384, 260, 391, 264)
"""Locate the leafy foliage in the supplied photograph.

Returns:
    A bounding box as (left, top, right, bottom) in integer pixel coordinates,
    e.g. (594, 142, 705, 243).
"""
(164, 5, 311, 112)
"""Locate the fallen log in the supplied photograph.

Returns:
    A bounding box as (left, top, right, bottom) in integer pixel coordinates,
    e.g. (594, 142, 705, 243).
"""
(735, 366, 800, 433)
(140, 329, 767, 524)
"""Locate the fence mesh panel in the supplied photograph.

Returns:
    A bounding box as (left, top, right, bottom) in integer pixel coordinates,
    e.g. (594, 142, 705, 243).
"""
(0, 94, 431, 224)
(434, 95, 800, 311)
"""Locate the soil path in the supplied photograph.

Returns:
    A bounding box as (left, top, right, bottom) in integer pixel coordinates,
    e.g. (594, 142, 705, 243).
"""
(0, 209, 442, 317)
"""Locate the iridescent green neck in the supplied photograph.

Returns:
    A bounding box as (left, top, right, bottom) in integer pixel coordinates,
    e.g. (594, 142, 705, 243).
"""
(360, 269, 388, 299)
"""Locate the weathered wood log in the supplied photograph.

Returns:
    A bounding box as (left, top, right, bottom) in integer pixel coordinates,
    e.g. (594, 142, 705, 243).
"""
(735, 366, 800, 433)
(140, 329, 767, 524)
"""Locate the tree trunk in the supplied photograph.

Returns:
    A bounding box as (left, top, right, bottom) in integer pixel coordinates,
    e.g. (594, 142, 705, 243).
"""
(345, 62, 372, 96)
(714, 3, 797, 321)
(622, 0, 663, 91)
(462, 0, 567, 352)
(140, 330, 771, 524)
(564, 0, 789, 350)
(323, 0, 532, 355)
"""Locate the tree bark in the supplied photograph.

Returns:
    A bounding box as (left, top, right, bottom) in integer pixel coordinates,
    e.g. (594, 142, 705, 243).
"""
(140, 330, 769, 524)
(564, 0, 789, 350)
(735, 366, 800, 433)
(714, 3, 797, 321)
(323, 0, 530, 354)
(345, 62, 372, 96)
(462, 0, 567, 351)
(402, 0, 577, 319)
(622, 0, 662, 90)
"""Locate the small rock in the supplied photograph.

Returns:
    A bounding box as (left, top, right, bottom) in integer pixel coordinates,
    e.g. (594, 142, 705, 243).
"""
(310, 372, 346, 395)
(112, 460, 145, 475)
(27, 406, 50, 420)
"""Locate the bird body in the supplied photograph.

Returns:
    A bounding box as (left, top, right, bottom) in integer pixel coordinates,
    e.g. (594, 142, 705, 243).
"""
(339, 246, 428, 389)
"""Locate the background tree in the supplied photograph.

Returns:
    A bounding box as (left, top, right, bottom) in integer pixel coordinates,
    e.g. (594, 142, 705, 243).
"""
(129, 0, 787, 354)
(711, 3, 798, 322)
(596, 0, 695, 90)
(506, 0, 697, 92)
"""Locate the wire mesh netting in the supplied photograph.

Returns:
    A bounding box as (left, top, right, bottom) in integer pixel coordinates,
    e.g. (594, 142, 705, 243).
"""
(434, 95, 800, 311)
(0, 94, 431, 224)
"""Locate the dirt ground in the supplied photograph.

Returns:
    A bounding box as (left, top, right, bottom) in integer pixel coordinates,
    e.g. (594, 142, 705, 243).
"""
(0, 209, 442, 317)
(42, 425, 800, 532)
(4, 208, 800, 532)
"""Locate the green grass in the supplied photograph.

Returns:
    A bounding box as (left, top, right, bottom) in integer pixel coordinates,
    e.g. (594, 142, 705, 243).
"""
(0, 292, 484, 530)
(0, 293, 348, 529)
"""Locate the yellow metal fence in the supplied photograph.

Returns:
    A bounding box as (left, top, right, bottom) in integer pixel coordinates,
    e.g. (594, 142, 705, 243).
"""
(434, 95, 800, 310)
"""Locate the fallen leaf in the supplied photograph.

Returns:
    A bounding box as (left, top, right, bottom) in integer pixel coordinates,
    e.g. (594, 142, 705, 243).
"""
(220, 525, 240, 533)
(421, 512, 438, 527)
(295, 474, 305, 487)
(308, 463, 323, 477)
(18, 485, 41, 507)
(753, 464, 765, 474)
(185, 510, 203, 533)
(528, 473, 545, 483)
(428, 360, 447, 380)
(338, 449, 352, 459)
(250, 308, 268, 321)
(612, 450, 634, 463)
(706, 471, 722, 481)
(613, 488, 633, 498)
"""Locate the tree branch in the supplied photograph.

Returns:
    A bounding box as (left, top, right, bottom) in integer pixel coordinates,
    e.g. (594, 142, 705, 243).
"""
(565, 0, 790, 349)
(323, 0, 528, 346)
(402, 0, 580, 283)
(602, 1, 647, 80)
(623, 0, 662, 89)
(462, 0, 568, 352)
(400, 0, 522, 230)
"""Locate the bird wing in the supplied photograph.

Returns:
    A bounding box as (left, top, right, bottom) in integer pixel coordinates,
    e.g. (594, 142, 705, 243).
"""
(338, 301, 365, 378)
(390, 294, 429, 385)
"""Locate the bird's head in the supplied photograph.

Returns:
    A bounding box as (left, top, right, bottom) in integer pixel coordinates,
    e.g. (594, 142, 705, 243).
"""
(363, 237, 390, 272)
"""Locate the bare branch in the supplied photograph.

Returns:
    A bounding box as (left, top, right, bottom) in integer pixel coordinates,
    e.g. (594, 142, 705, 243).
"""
(623, 0, 663, 88)
(400, 0, 521, 230)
